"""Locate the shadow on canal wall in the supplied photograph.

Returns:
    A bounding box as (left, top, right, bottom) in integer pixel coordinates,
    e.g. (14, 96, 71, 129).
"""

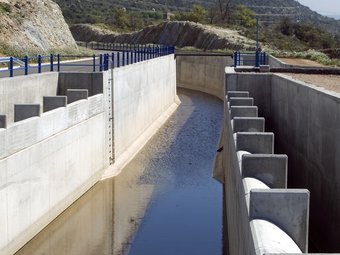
(0, 55, 177, 255)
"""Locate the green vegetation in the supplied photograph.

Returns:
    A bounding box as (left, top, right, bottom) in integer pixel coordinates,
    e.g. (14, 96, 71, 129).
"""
(0, 3, 12, 14)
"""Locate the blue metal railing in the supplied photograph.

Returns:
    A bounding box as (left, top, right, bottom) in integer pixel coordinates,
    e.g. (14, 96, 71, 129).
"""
(233, 51, 267, 67)
(0, 44, 175, 78)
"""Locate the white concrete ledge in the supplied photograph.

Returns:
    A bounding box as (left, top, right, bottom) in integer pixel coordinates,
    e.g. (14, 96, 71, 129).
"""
(0, 94, 104, 160)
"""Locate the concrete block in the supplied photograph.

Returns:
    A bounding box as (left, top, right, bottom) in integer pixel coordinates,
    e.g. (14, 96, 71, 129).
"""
(242, 154, 287, 188)
(43, 96, 67, 112)
(260, 65, 270, 72)
(249, 189, 310, 253)
(66, 89, 88, 104)
(14, 104, 40, 122)
(232, 117, 265, 133)
(227, 91, 249, 99)
(230, 106, 258, 119)
(229, 97, 254, 107)
(235, 132, 274, 154)
(0, 115, 6, 129)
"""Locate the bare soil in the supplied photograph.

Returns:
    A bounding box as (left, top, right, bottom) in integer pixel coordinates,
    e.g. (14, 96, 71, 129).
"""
(284, 73, 340, 93)
(279, 58, 326, 67)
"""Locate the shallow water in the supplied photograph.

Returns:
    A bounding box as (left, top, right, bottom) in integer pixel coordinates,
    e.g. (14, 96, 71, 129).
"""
(16, 88, 223, 255)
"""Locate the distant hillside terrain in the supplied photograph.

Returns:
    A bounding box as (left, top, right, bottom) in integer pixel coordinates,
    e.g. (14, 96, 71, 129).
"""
(70, 21, 256, 51)
(0, 0, 77, 54)
(55, 0, 340, 36)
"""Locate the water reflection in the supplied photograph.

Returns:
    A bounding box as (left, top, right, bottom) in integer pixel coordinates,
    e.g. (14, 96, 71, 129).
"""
(16, 89, 223, 255)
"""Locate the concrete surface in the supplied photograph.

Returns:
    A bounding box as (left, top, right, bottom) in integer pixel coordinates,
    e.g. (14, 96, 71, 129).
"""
(232, 117, 265, 133)
(43, 96, 67, 112)
(230, 106, 258, 119)
(235, 132, 274, 154)
(0, 72, 58, 124)
(58, 72, 103, 97)
(242, 154, 287, 188)
(251, 219, 302, 254)
(249, 189, 310, 252)
(14, 104, 40, 122)
(229, 97, 254, 106)
(107, 55, 177, 175)
(177, 55, 232, 100)
(227, 91, 249, 98)
(66, 89, 89, 104)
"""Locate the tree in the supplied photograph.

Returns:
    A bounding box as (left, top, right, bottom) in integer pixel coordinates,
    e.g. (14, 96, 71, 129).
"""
(189, 4, 207, 23)
(113, 8, 129, 30)
(216, 0, 233, 23)
(235, 5, 256, 28)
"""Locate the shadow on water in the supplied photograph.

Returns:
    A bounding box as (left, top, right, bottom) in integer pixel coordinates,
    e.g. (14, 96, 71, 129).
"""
(16, 88, 224, 255)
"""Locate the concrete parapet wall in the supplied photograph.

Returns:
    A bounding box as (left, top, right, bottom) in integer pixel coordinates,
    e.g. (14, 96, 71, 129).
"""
(0, 73, 58, 124)
(176, 55, 232, 100)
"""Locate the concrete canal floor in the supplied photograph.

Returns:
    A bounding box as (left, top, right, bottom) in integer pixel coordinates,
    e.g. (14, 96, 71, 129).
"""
(15, 88, 223, 255)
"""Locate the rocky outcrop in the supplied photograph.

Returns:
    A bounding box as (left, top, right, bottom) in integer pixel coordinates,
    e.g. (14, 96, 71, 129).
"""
(0, 0, 77, 53)
(71, 21, 256, 51)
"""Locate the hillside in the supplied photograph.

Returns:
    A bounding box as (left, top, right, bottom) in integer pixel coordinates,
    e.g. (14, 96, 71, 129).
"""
(55, 0, 340, 37)
(70, 21, 256, 51)
(0, 0, 77, 54)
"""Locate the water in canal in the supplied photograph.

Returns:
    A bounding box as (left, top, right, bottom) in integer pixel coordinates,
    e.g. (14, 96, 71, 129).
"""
(16, 88, 223, 255)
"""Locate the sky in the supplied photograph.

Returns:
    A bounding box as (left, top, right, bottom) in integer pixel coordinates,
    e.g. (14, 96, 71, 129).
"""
(298, 0, 340, 16)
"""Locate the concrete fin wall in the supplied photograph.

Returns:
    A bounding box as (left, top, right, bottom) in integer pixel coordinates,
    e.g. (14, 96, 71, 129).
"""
(215, 84, 310, 255)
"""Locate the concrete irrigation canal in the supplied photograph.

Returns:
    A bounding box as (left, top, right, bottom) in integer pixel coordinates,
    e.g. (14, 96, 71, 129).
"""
(15, 89, 224, 255)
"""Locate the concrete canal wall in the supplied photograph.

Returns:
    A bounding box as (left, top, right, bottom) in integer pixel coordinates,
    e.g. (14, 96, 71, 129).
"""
(225, 70, 340, 253)
(0, 54, 177, 255)
(176, 54, 338, 253)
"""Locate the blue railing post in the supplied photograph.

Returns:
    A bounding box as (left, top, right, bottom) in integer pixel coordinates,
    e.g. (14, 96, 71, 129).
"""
(50, 54, 54, 72)
(99, 54, 103, 71)
(24, 56, 28, 75)
(263, 52, 266, 65)
(57, 54, 61, 72)
(238, 52, 241, 66)
(127, 51, 130, 65)
(111, 53, 115, 69)
(255, 50, 259, 67)
(117, 52, 120, 67)
(9, 57, 13, 77)
(122, 51, 125, 66)
(93, 54, 96, 72)
(233, 52, 237, 67)
(38, 55, 42, 73)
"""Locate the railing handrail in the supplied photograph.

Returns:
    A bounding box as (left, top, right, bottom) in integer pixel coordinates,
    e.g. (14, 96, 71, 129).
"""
(0, 44, 175, 78)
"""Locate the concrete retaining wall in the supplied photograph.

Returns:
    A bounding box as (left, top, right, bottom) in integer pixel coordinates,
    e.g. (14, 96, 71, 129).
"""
(102, 54, 178, 177)
(176, 55, 232, 100)
(0, 55, 177, 254)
